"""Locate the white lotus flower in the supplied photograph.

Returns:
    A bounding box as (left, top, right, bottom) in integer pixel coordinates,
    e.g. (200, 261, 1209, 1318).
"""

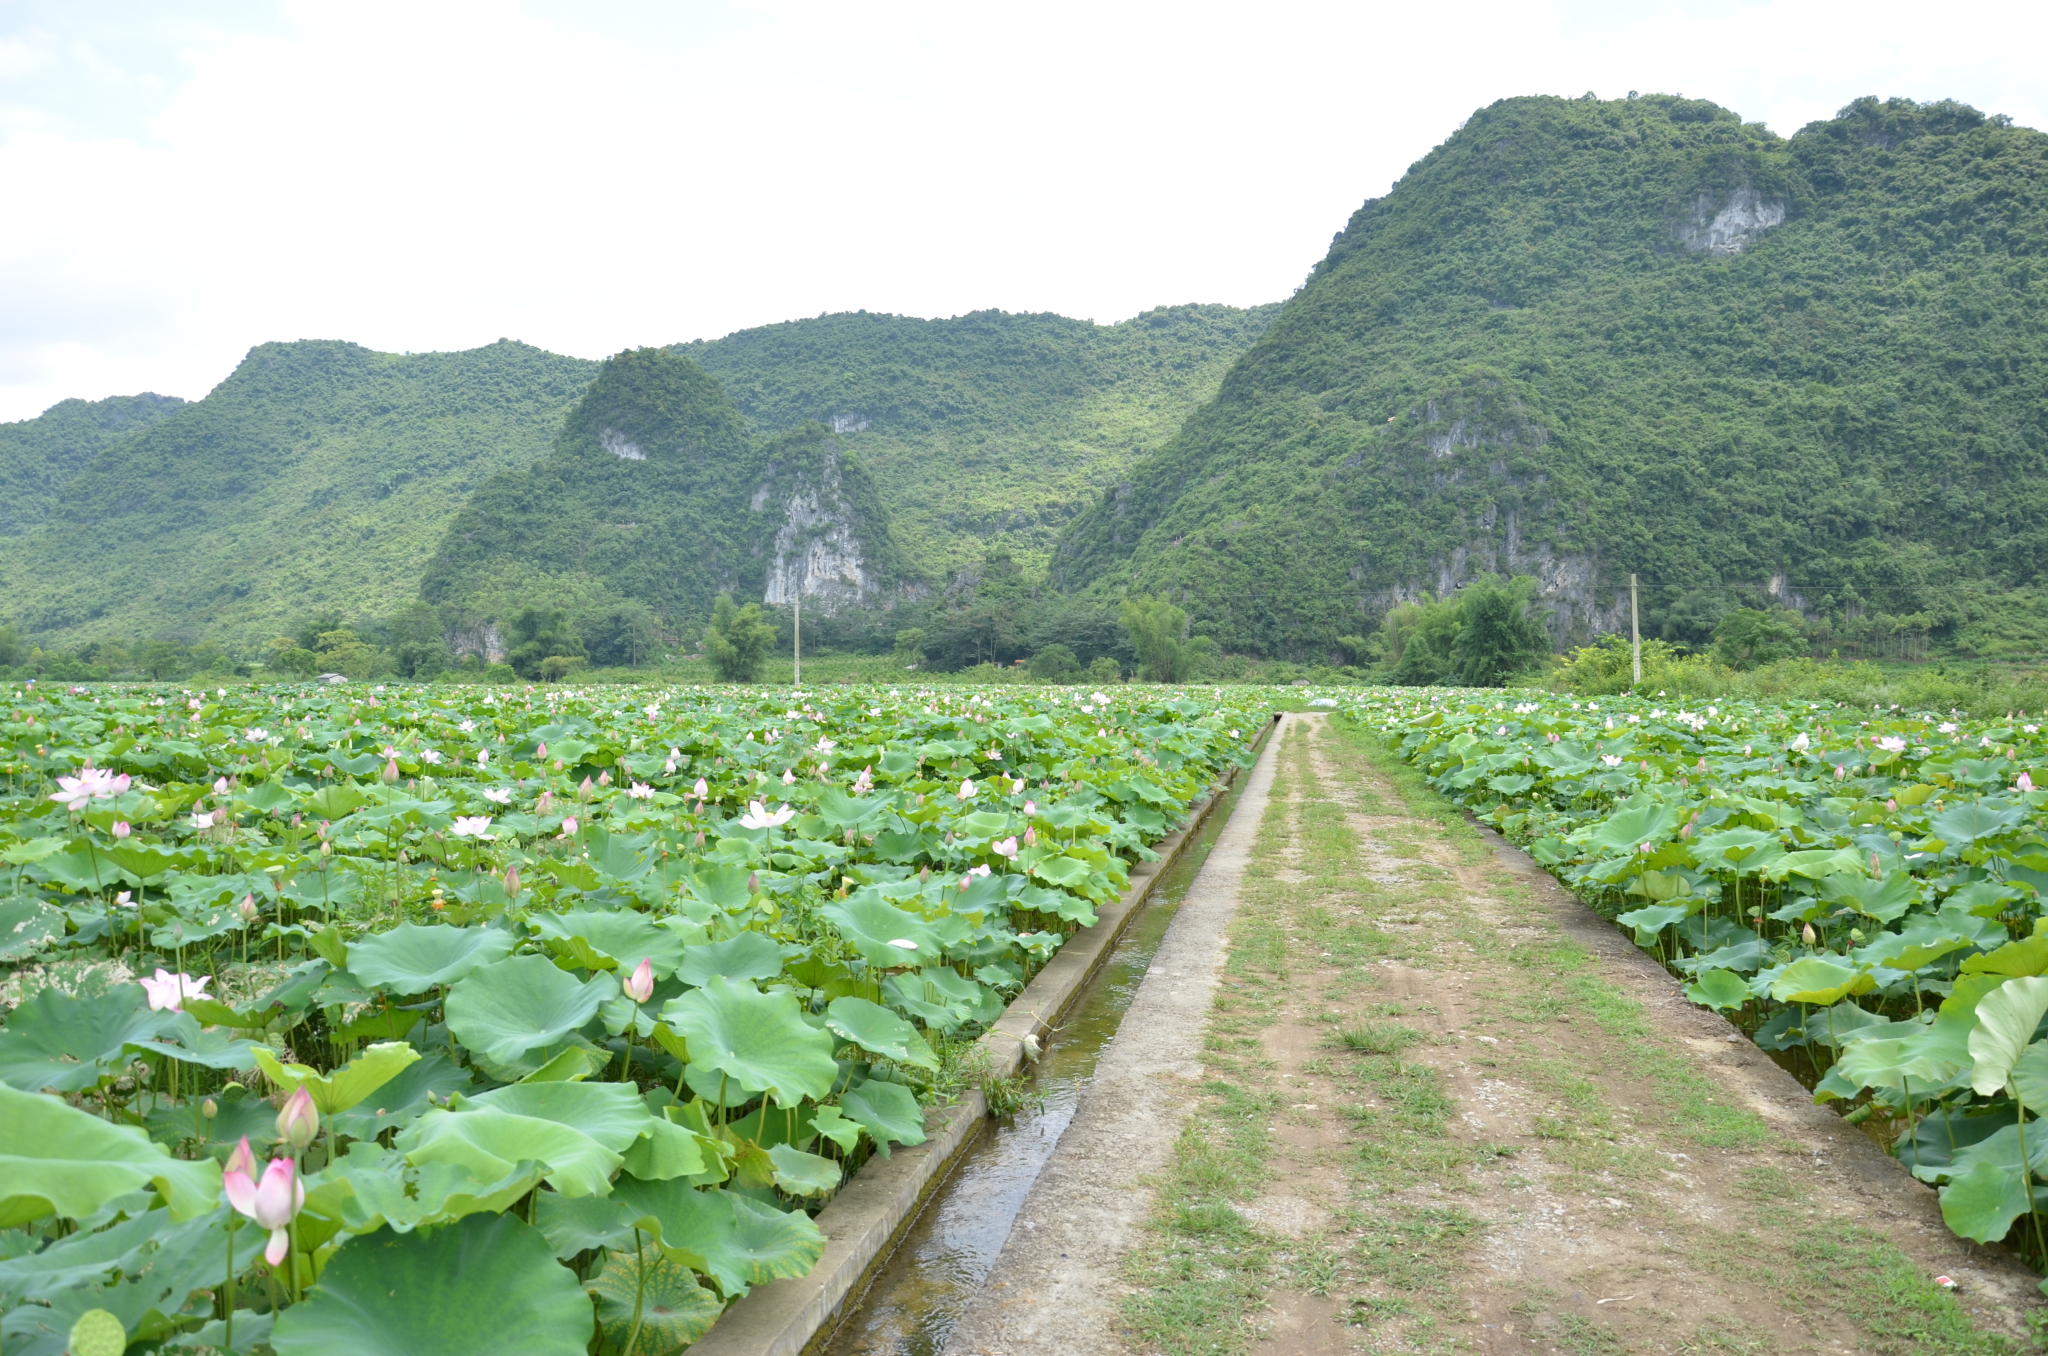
(739, 801, 796, 830)
(452, 815, 494, 839)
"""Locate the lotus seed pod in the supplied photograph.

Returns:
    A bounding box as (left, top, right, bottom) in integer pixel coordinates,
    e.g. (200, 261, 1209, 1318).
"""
(68, 1309, 126, 1356)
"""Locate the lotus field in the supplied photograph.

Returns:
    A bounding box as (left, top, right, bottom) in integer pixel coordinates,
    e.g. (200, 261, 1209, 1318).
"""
(0, 681, 1267, 1355)
(1352, 688, 2048, 1267)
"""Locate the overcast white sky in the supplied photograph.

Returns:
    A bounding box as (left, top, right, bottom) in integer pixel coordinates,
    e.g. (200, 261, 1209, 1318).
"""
(1, 0, 2042, 423)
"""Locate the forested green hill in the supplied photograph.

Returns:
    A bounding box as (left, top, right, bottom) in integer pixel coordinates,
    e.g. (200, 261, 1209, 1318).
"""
(0, 307, 1273, 655)
(1053, 95, 2048, 662)
(0, 392, 186, 537)
(420, 348, 907, 632)
(684, 305, 1279, 581)
(0, 340, 598, 646)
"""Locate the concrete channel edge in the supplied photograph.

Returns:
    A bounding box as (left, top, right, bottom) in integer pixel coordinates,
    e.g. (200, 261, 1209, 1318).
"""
(686, 712, 1283, 1356)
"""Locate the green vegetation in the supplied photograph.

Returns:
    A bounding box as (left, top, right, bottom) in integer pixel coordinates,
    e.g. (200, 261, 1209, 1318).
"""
(703, 595, 776, 682)
(1356, 685, 2048, 1270)
(683, 305, 1279, 582)
(0, 340, 597, 650)
(1057, 95, 2048, 665)
(0, 680, 1270, 1352)
(0, 393, 184, 537)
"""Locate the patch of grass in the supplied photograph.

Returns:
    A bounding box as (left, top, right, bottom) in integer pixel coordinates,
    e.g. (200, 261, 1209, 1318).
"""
(1333, 1021, 1419, 1055)
(1558, 1313, 1629, 1354)
(1348, 1205, 1485, 1291)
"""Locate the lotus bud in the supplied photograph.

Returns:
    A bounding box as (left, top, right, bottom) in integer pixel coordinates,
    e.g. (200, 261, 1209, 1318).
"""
(2022, 771, 2036, 793)
(111, 820, 130, 839)
(747, 872, 759, 895)
(536, 791, 553, 815)
(623, 957, 655, 1004)
(1678, 823, 1691, 838)
(382, 757, 400, 784)
(597, 770, 611, 787)
(215, 776, 233, 795)
(1834, 764, 1846, 780)
(240, 894, 259, 923)
(535, 741, 547, 759)
(1024, 826, 1037, 847)
(579, 776, 594, 800)
(1871, 852, 1883, 876)
(202, 1097, 219, 1119)
(694, 829, 705, 846)
(1886, 799, 1897, 812)
(1801, 922, 1818, 947)
(561, 815, 579, 835)
(503, 866, 521, 899)
(694, 777, 710, 800)
(276, 1086, 318, 1150)
(320, 840, 332, 856)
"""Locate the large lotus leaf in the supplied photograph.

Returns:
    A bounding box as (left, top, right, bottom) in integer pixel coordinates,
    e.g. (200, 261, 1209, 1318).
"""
(270, 1214, 592, 1356)
(533, 1192, 634, 1260)
(609, 1178, 824, 1297)
(1969, 976, 2048, 1096)
(462, 1081, 653, 1153)
(330, 1053, 476, 1141)
(766, 1143, 840, 1197)
(1616, 902, 1691, 938)
(1765, 848, 1868, 882)
(0, 1207, 170, 1292)
(2011, 1040, 2048, 1111)
(1960, 936, 2048, 979)
(840, 1080, 927, 1156)
(0, 895, 66, 961)
(1836, 1036, 1968, 1093)
(307, 1141, 540, 1236)
(661, 976, 836, 1108)
(531, 911, 687, 978)
(821, 892, 940, 968)
(348, 923, 514, 993)
(685, 864, 755, 912)
(1820, 871, 1920, 924)
(127, 1013, 265, 1071)
(445, 955, 608, 1065)
(1577, 803, 1679, 855)
(1768, 958, 1875, 1007)
(1939, 1160, 2035, 1243)
(675, 933, 786, 987)
(813, 787, 892, 829)
(0, 1084, 221, 1225)
(397, 1106, 621, 1199)
(1932, 802, 2027, 848)
(253, 1041, 419, 1115)
(1028, 855, 1092, 889)
(589, 1248, 724, 1351)
(617, 1116, 708, 1181)
(1684, 969, 1752, 1012)
(825, 996, 939, 1069)
(1689, 827, 1782, 871)
(0, 986, 180, 1092)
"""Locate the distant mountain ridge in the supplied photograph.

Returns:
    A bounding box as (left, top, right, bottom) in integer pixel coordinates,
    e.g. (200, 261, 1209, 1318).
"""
(0, 305, 1274, 649)
(1054, 95, 2048, 661)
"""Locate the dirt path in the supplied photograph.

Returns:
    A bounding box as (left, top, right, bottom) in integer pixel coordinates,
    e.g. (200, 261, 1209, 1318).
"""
(1114, 713, 2042, 1356)
(938, 709, 1289, 1356)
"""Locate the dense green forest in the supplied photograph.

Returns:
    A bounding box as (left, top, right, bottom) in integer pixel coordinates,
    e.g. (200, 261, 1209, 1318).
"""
(0, 341, 598, 645)
(1055, 95, 2048, 664)
(0, 392, 185, 537)
(681, 304, 1279, 581)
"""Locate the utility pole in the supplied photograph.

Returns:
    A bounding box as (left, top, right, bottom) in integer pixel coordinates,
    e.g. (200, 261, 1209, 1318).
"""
(1630, 573, 1641, 688)
(793, 590, 801, 687)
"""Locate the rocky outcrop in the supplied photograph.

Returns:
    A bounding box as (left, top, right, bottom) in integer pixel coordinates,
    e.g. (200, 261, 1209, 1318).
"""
(1675, 183, 1786, 255)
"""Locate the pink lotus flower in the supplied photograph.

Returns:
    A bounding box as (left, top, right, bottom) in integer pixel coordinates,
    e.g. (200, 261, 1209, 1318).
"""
(781, 768, 797, 785)
(623, 958, 655, 1003)
(48, 766, 130, 810)
(2022, 772, 2037, 793)
(223, 1148, 303, 1266)
(225, 1136, 258, 1181)
(214, 776, 234, 796)
(851, 766, 873, 796)
(534, 740, 546, 759)
(992, 836, 1019, 859)
(536, 791, 553, 815)
(693, 777, 710, 800)
(139, 968, 210, 1012)
(1024, 826, 1037, 847)
(111, 821, 130, 839)
(276, 1086, 319, 1150)
(560, 815, 579, 836)
(1023, 799, 1037, 816)
(451, 815, 494, 839)
(382, 757, 401, 784)
(190, 810, 215, 830)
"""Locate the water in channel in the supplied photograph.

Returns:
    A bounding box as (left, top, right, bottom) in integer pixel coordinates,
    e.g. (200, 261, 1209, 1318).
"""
(821, 770, 1250, 1356)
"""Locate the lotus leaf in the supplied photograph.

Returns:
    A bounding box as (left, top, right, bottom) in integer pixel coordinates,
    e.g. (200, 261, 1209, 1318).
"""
(253, 1041, 420, 1115)
(825, 995, 940, 1069)
(398, 1105, 621, 1198)
(348, 923, 514, 992)
(840, 1079, 927, 1155)
(675, 932, 786, 987)
(662, 975, 836, 1107)
(0, 986, 180, 1093)
(270, 1214, 592, 1356)
(589, 1248, 723, 1351)
(0, 1084, 221, 1225)
(445, 954, 609, 1066)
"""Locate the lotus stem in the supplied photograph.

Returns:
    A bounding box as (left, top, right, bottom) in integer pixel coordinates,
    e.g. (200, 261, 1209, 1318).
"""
(625, 1228, 649, 1356)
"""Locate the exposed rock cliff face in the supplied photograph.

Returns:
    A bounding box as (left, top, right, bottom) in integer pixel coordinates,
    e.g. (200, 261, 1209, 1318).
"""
(754, 434, 897, 613)
(1675, 183, 1786, 255)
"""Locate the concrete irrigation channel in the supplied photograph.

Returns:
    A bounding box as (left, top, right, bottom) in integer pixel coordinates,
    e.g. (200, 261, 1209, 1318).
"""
(685, 714, 1286, 1356)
